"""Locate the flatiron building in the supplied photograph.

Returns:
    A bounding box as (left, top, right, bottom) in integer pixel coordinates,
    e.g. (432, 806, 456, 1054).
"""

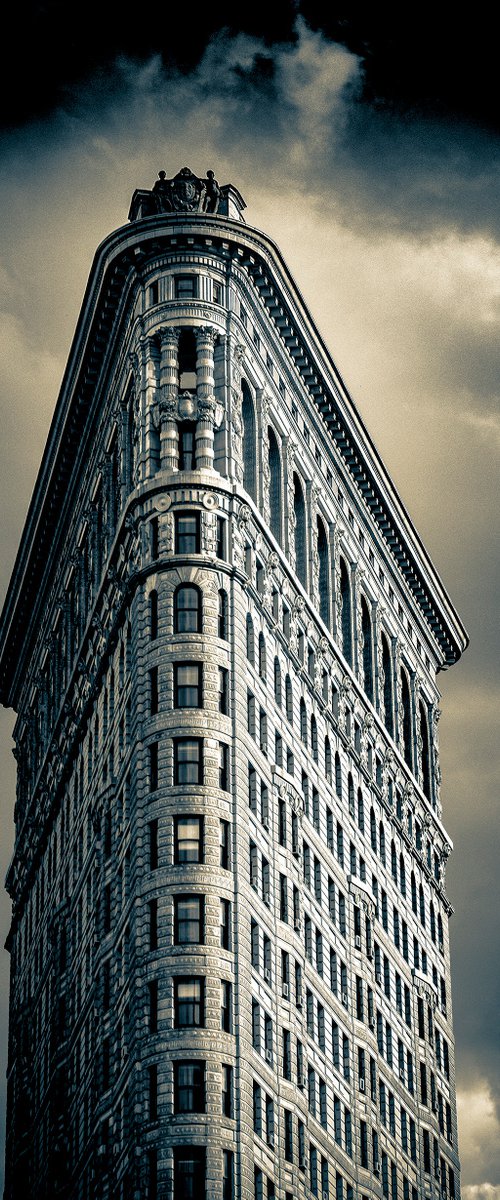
(0, 167, 467, 1200)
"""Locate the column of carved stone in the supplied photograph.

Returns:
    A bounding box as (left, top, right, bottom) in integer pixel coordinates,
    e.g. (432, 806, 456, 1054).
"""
(158, 327, 180, 471)
(394, 640, 404, 756)
(373, 601, 383, 714)
(413, 673, 424, 793)
(228, 341, 245, 484)
(258, 390, 271, 525)
(195, 326, 217, 469)
(353, 563, 362, 681)
(332, 525, 343, 646)
(285, 439, 297, 571)
(431, 704, 442, 813)
(309, 482, 320, 611)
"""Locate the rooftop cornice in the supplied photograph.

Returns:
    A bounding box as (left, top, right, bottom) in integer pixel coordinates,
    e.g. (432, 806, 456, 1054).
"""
(0, 209, 468, 705)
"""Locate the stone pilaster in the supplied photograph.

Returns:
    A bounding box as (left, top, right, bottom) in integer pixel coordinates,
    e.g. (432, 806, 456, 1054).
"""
(158, 326, 180, 471)
(195, 326, 218, 469)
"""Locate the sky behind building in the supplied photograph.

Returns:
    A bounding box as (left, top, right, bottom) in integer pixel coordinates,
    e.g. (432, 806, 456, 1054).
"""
(0, 12, 499, 1196)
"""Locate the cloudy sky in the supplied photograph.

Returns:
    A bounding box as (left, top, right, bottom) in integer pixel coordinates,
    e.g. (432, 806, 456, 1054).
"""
(0, 8, 499, 1194)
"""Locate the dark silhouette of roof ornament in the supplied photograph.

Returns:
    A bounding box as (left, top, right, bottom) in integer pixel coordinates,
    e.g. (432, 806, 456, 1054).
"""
(128, 167, 246, 222)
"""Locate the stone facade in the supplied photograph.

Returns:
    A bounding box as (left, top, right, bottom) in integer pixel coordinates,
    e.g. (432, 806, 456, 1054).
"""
(0, 168, 467, 1200)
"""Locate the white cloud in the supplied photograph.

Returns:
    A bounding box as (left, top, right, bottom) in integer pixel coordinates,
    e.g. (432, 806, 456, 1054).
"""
(458, 1085, 500, 1188)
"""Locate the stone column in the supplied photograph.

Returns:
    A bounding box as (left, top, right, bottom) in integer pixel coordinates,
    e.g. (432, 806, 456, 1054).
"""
(285, 439, 297, 571)
(158, 327, 180, 471)
(195, 326, 217, 469)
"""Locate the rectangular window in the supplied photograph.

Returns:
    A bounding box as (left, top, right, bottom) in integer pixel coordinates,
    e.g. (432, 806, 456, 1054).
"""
(148, 1063, 158, 1120)
(221, 980, 232, 1032)
(148, 979, 158, 1033)
(174, 1147, 206, 1199)
(219, 667, 229, 714)
(220, 898, 231, 950)
(174, 1060, 205, 1113)
(174, 815, 203, 863)
(149, 819, 158, 870)
(178, 422, 196, 470)
(219, 742, 230, 790)
(174, 976, 205, 1027)
(174, 894, 204, 944)
(175, 511, 200, 554)
(150, 666, 159, 715)
(174, 738, 203, 785)
(220, 819, 230, 870)
(149, 898, 158, 951)
(222, 1064, 233, 1117)
(175, 274, 197, 298)
(223, 1150, 234, 1200)
(174, 662, 202, 708)
(216, 515, 227, 560)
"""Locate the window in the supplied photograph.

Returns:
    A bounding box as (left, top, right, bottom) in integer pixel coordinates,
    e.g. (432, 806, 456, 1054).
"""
(174, 895, 204, 944)
(223, 1150, 234, 1200)
(219, 742, 230, 790)
(220, 819, 231, 869)
(149, 898, 158, 950)
(174, 977, 205, 1027)
(148, 979, 158, 1033)
(174, 738, 203, 784)
(218, 588, 229, 638)
(175, 274, 197, 298)
(149, 589, 158, 639)
(179, 422, 196, 470)
(219, 667, 229, 714)
(220, 899, 231, 949)
(174, 816, 203, 864)
(221, 980, 232, 1032)
(175, 512, 200, 555)
(174, 1146, 205, 1200)
(174, 662, 202, 708)
(217, 516, 227, 560)
(150, 666, 159, 715)
(222, 1065, 234, 1117)
(174, 1060, 205, 1112)
(174, 584, 202, 633)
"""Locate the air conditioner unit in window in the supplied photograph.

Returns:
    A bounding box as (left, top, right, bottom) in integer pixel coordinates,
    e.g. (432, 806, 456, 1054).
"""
(399, 1069, 405, 1082)
(341, 992, 348, 1007)
(376, 973, 382, 985)
(431, 1100, 438, 1113)
(298, 1074, 306, 1089)
(369, 1018, 375, 1030)
(359, 1077, 365, 1092)
(355, 935, 361, 949)
(323, 1192, 329, 1200)
(262, 818, 270, 831)
(294, 919, 302, 933)
(251, 872, 258, 888)
(267, 1133, 274, 1149)
(374, 1160, 380, 1175)
(264, 967, 271, 984)
(282, 982, 289, 999)
(299, 1154, 307, 1170)
(265, 1049, 273, 1064)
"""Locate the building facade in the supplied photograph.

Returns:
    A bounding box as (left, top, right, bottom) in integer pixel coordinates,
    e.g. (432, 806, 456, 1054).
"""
(0, 167, 467, 1200)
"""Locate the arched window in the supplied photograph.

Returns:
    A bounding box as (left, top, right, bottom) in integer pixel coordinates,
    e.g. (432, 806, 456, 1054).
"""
(370, 807, 377, 852)
(357, 788, 364, 833)
(430, 902, 436, 943)
(311, 715, 318, 763)
(173, 585, 202, 634)
(246, 615, 255, 665)
(391, 841, 398, 885)
(419, 884, 426, 928)
(285, 675, 293, 724)
(381, 634, 394, 738)
(325, 737, 332, 782)
(361, 596, 374, 702)
(293, 474, 307, 587)
(300, 699, 308, 746)
(274, 658, 282, 707)
(149, 590, 158, 640)
(317, 517, 330, 629)
(348, 773, 355, 818)
(411, 872, 417, 914)
(400, 669, 413, 768)
(339, 558, 352, 666)
(242, 381, 257, 501)
(269, 428, 282, 545)
(218, 589, 228, 639)
(419, 700, 432, 801)
(335, 753, 342, 800)
(379, 822, 386, 865)
(258, 633, 267, 681)
(399, 854, 406, 898)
